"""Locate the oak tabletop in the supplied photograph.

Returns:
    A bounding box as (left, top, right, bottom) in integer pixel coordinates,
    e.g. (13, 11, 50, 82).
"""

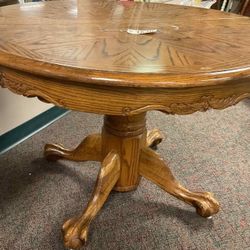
(0, 0, 250, 88)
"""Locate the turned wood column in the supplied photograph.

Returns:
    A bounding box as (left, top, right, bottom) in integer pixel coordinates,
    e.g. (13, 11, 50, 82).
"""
(101, 113, 147, 192)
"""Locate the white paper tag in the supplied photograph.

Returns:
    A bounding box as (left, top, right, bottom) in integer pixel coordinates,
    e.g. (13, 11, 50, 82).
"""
(126, 29, 158, 35)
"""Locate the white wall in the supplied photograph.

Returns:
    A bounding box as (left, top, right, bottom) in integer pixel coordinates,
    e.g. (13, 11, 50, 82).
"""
(0, 89, 53, 135)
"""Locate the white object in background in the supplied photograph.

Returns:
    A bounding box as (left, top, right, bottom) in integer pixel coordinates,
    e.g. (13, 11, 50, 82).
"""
(127, 29, 158, 35)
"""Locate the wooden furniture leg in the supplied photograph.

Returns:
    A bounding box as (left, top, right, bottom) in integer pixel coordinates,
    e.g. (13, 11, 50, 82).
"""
(62, 151, 120, 249)
(102, 114, 147, 192)
(43, 113, 220, 249)
(146, 129, 164, 149)
(44, 134, 102, 162)
(139, 148, 220, 217)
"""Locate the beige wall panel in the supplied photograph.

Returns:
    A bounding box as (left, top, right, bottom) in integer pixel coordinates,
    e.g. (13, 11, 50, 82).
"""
(0, 89, 52, 135)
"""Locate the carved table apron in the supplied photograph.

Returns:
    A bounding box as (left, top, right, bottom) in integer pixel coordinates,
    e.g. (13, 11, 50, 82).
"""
(0, 0, 250, 249)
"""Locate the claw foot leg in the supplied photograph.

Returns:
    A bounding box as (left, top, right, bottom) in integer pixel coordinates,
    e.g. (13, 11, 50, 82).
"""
(139, 148, 219, 217)
(44, 133, 102, 162)
(62, 217, 89, 249)
(146, 129, 164, 149)
(62, 151, 120, 249)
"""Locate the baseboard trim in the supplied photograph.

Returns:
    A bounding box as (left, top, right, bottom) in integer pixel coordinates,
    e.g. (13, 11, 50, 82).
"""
(0, 107, 69, 155)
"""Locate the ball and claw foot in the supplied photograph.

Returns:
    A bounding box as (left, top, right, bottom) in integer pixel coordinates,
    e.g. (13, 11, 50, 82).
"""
(62, 152, 120, 250)
(191, 191, 220, 217)
(139, 148, 220, 218)
(62, 217, 89, 250)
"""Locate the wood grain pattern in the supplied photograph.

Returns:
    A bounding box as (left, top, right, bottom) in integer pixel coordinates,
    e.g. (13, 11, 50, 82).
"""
(56, 113, 220, 249)
(0, 69, 249, 116)
(139, 147, 220, 217)
(0, 1, 249, 249)
(62, 151, 120, 249)
(44, 134, 102, 162)
(102, 114, 146, 191)
(146, 128, 164, 149)
(0, 0, 250, 88)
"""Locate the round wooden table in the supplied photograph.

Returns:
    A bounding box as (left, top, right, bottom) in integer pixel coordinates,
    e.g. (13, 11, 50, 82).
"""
(0, 0, 250, 249)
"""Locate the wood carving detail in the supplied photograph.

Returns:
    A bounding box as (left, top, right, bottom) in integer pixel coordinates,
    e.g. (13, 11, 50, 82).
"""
(45, 133, 102, 162)
(139, 147, 220, 217)
(0, 1, 250, 248)
(62, 151, 120, 249)
(123, 93, 250, 115)
(0, 71, 63, 107)
(44, 114, 222, 249)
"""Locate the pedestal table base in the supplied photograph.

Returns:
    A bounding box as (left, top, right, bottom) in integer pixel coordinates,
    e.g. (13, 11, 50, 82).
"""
(44, 113, 219, 249)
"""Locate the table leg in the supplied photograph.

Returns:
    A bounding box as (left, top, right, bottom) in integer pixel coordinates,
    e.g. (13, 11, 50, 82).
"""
(102, 113, 146, 192)
(139, 147, 220, 217)
(146, 128, 164, 149)
(44, 134, 102, 162)
(62, 151, 120, 250)
(43, 112, 220, 249)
